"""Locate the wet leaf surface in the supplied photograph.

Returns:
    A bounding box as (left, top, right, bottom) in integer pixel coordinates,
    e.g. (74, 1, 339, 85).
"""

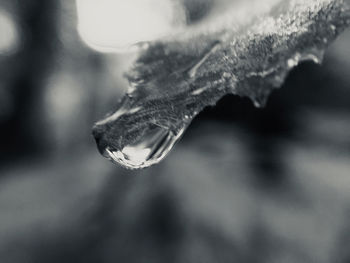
(93, 0, 350, 169)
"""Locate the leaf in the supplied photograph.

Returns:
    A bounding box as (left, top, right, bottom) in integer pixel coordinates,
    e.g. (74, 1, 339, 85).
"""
(93, 0, 350, 169)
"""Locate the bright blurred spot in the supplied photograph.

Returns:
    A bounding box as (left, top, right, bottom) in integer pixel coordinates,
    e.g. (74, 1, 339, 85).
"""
(76, 0, 185, 52)
(46, 73, 84, 120)
(45, 72, 87, 148)
(0, 10, 19, 55)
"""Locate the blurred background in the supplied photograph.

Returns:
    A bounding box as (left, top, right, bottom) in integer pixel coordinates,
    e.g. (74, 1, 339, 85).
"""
(0, 1, 350, 262)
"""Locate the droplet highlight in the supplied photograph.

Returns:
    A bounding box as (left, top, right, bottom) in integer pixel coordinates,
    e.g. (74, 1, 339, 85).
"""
(102, 124, 186, 169)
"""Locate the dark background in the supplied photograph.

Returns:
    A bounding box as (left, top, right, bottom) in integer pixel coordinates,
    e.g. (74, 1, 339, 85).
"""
(1, 1, 350, 262)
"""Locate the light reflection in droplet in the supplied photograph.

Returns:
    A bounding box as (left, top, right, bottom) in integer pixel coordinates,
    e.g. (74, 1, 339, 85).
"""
(103, 124, 187, 169)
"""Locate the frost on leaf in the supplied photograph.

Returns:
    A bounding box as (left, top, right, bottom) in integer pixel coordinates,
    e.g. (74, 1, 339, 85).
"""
(93, 0, 350, 169)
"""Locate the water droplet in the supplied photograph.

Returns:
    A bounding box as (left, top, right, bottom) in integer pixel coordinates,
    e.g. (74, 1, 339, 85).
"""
(253, 100, 262, 108)
(102, 124, 186, 169)
(301, 51, 324, 64)
(252, 93, 269, 108)
(286, 49, 324, 69)
(287, 55, 300, 68)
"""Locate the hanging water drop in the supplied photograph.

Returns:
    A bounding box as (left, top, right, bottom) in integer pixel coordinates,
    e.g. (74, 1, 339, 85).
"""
(95, 123, 186, 169)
